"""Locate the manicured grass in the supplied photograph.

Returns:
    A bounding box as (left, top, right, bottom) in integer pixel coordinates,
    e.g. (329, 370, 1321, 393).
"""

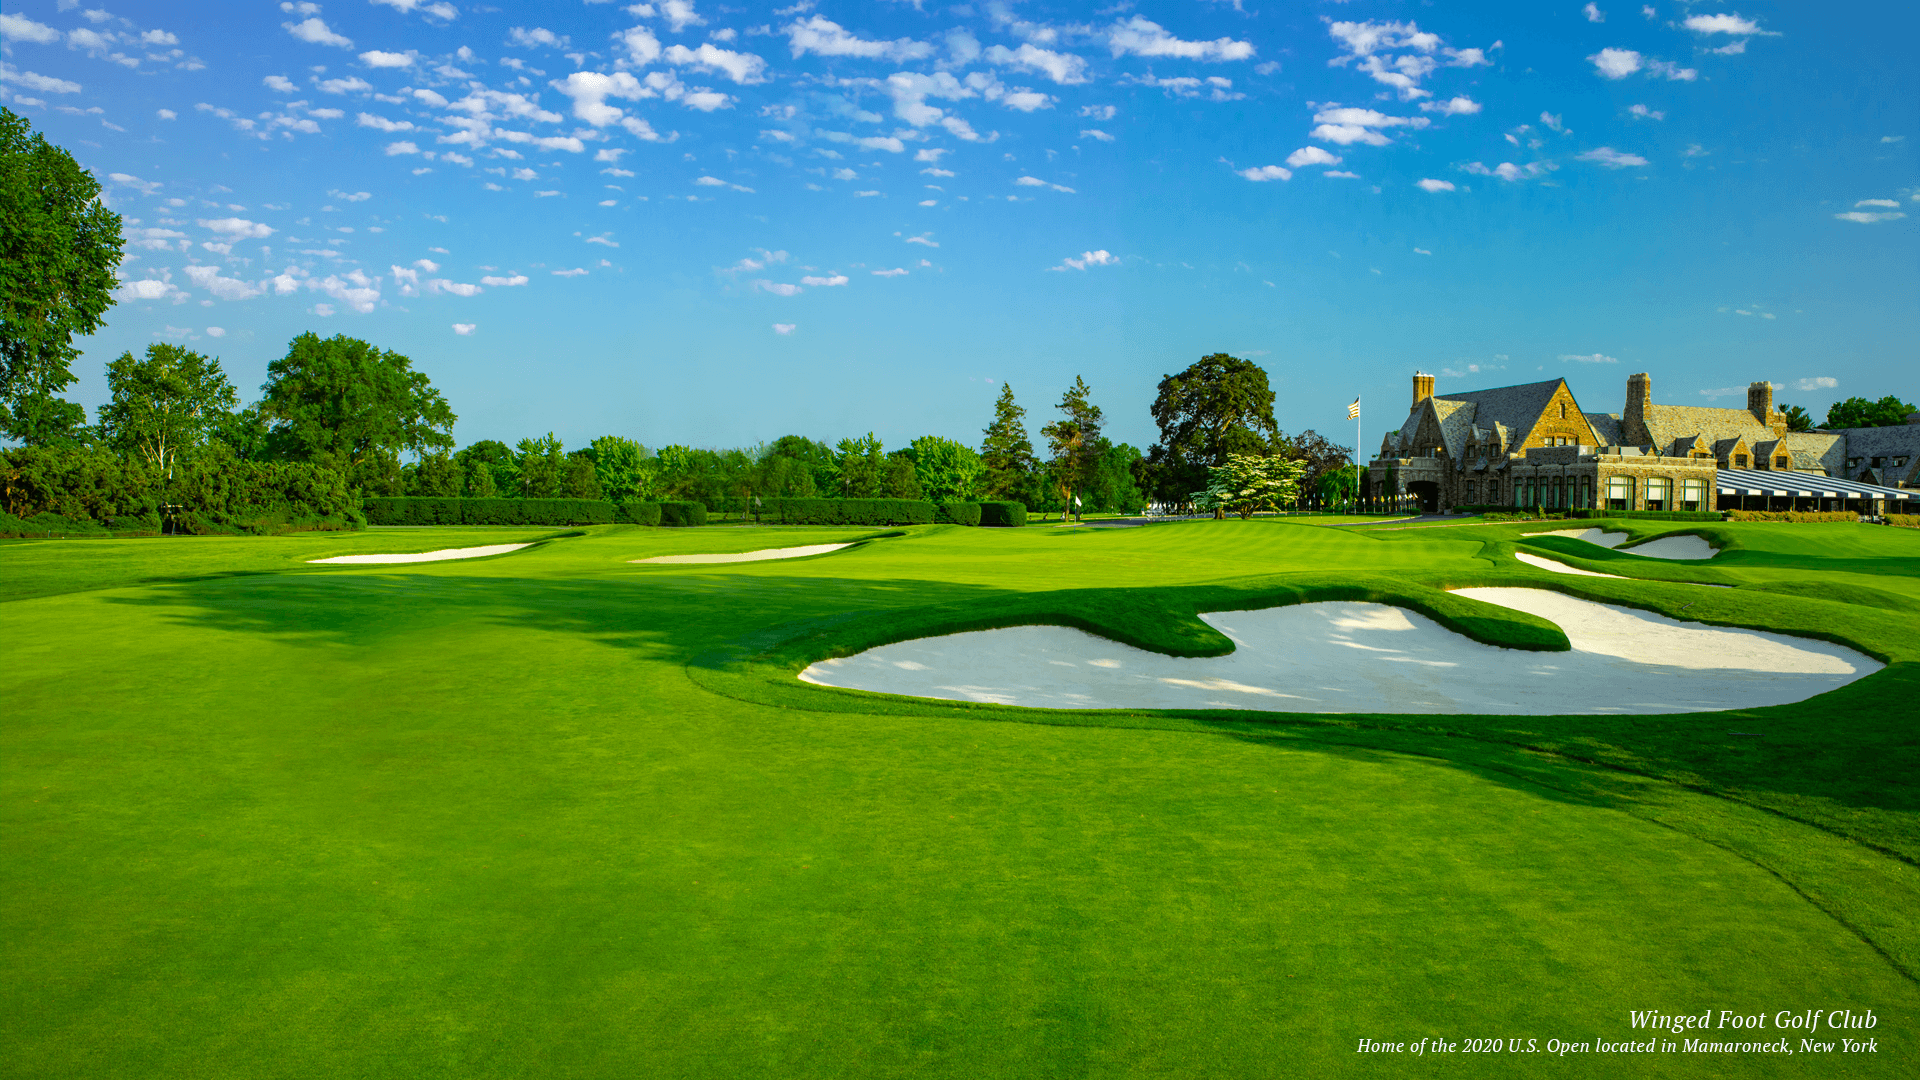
(4, 518, 1917, 1078)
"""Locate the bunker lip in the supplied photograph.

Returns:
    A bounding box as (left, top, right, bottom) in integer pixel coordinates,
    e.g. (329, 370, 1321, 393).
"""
(798, 592, 1876, 715)
(308, 543, 534, 565)
(1524, 527, 1719, 561)
(1515, 551, 1626, 578)
(632, 543, 854, 565)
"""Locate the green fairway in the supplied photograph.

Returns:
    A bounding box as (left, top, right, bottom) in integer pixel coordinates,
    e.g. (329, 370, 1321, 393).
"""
(5, 519, 1918, 1078)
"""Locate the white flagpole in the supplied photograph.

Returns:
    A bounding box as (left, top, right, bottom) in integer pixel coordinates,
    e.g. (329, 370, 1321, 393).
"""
(1354, 396, 1361, 511)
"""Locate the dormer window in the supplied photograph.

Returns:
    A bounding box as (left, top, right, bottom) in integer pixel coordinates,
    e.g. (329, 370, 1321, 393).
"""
(1896, 457, 1910, 468)
(1848, 457, 1862, 467)
(1775, 456, 1790, 469)
(1735, 455, 1749, 468)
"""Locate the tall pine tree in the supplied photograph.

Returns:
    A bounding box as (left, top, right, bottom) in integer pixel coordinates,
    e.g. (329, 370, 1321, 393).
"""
(979, 383, 1037, 502)
(1041, 376, 1103, 521)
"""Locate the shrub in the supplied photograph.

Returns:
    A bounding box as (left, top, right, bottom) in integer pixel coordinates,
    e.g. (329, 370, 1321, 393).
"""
(1571, 508, 1724, 522)
(364, 497, 615, 526)
(979, 500, 1027, 528)
(936, 502, 983, 526)
(1889, 513, 1919, 529)
(617, 500, 663, 526)
(658, 501, 708, 527)
(763, 498, 934, 526)
(1726, 510, 1863, 523)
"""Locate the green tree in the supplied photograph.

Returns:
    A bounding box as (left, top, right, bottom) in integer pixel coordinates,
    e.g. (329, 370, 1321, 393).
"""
(257, 333, 455, 494)
(1040, 376, 1102, 521)
(1084, 440, 1147, 514)
(455, 439, 515, 497)
(1778, 404, 1816, 433)
(904, 435, 984, 503)
(209, 403, 272, 462)
(1146, 354, 1281, 506)
(561, 449, 603, 499)
(515, 433, 565, 498)
(1825, 395, 1917, 429)
(1196, 454, 1306, 520)
(409, 452, 462, 496)
(97, 344, 238, 479)
(834, 433, 885, 497)
(882, 449, 923, 499)
(979, 383, 1037, 502)
(1, 107, 125, 445)
(583, 435, 651, 501)
(1317, 463, 1359, 510)
(763, 435, 836, 495)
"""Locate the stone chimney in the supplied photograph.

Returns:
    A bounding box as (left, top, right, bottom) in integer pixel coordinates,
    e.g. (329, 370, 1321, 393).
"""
(1623, 372, 1652, 446)
(1748, 381, 1777, 428)
(1907, 412, 1920, 427)
(1412, 372, 1435, 408)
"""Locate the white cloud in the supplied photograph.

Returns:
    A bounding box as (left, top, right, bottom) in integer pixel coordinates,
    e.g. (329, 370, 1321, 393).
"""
(183, 264, 264, 301)
(784, 16, 932, 62)
(1856, 199, 1901, 208)
(284, 17, 352, 49)
(871, 267, 908, 277)
(1413, 247, 1432, 255)
(0, 14, 62, 43)
(1584, 3, 1605, 23)
(1577, 146, 1648, 168)
(1684, 14, 1771, 36)
(1048, 250, 1118, 271)
(1646, 59, 1698, 81)
(1834, 210, 1905, 224)
(430, 278, 482, 297)
(328, 189, 372, 202)
(553, 268, 589, 277)
(662, 0, 705, 33)
(984, 42, 1087, 85)
(262, 74, 299, 93)
(318, 76, 374, 94)
(1, 68, 82, 94)
(358, 112, 415, 132)
(1238, 165, 1291, 182)
(360, 50, 414, 69)
(385, 140, 421, 155)
(800, 274, 849, 286)
(1588, 47, 1641, 79)
(509, 27, 568, 49)
(1793, 377, 1838, 392)
(115, 276, 187, 303)
(1560, 353, 1619, 364)
(206, 327, 226, 338)
(1415, 178, 1455, 192)
(664, 43, 767, 84)
(1080, 129, 1114, 142)
(453, 323, 476, 335)
(1080, 105, 1117, 122)
(1460, 161, 1551, 182)
(1109, 17, 1253, 62)
(1285, 147, 1341, 169)
(820, 129, 906, 153)
(902, 233, 937, 247)
(1419, 96, 1481, 116)
(156, 108, 177, 119)
(772, 323, 796, 335)
(1309, 105, 1431, 147)
(199, 217, 275, 238)
(480, 274, 529, 286)
(755, 280, 802, 296)
(1628, 104, 1665, 120)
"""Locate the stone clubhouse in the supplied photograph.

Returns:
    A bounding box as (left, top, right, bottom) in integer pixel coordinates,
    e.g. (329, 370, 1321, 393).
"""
(1366, 372, 1920, 515)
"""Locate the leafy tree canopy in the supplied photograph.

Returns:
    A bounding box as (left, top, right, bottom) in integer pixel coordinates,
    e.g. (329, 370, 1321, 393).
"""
(584, 435, 653, 501)
(258, 333, 455, 493)
(97, 344, 237, 477)
(1825, 395, 1917, 430)
(2, 107, 125, 445)
(835, 433, 885, 498)
(904, 435, 983, 503)
(1149, 354, 1280, 467)
(1194, 454, 1306, 520)
(1040, 376, 1103, 517)
(1777, 404, 1815, 433)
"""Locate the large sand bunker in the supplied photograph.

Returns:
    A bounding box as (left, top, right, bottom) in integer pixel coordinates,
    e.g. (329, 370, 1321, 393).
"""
(632, 543, 853, 565)
(1515, 551, 1625, 578)
(799, 592, 1876, 714)
(1526, 528, 1717, 560)
(309, 543, 533, 565)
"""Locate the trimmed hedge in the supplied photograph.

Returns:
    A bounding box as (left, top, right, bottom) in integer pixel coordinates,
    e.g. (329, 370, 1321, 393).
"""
(617, 500, 662, 526)
(936, 502, 983, 526)
(764, 498, 935, 526)
(1726, 510, 1862, 523)
(1571, 508, 1724, 522)
(979, 501, 1027, 528)
(1890, 513, 1919, 529)
(364, 497, 615, 526)
(658, 501, 707, 527)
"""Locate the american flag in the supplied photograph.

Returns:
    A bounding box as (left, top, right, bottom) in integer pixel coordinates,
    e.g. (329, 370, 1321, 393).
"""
(1347, 398, 1360, 420)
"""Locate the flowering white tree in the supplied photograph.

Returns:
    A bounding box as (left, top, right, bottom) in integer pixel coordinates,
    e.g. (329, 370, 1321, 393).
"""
(1191, 453, 1306, 519)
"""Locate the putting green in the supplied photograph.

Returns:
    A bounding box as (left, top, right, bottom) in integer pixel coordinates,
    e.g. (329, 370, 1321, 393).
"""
(4, 519, 1917, 1078)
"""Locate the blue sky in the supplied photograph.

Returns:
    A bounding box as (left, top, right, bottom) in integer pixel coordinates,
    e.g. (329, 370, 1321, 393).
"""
(3, 0, 1914, 454)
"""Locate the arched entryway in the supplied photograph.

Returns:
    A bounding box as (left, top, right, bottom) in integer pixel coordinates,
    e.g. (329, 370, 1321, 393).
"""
(1406, 480, 1440, 513)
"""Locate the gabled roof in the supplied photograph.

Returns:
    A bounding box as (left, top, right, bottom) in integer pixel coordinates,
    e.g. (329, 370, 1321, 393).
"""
(1586, 412, 1622, 445)
(1639, 404, 1775, 449)
(1430, 379, 1567, 444)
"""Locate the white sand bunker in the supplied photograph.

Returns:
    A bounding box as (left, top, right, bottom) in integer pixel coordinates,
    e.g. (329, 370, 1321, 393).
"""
(1623, 535, 1718, 560)
(1527, 528, 1630, 548)
(632, 543, 852, 565)
(1515, 551, 1624, 578)
(800, 593, 1877, 715)
(309, 543, 532, 565)
(1524, 528, 1718, 560)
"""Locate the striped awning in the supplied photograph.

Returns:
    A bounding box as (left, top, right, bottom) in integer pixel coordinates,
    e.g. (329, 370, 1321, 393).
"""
(1716, 468, 1914, 500)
